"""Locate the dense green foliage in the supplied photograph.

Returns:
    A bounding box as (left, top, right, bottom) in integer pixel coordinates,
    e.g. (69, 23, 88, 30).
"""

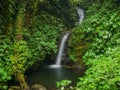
(0, 0, 120, 89)
(0, 0, 69, 89)
(23, 12, 63, 67)
(56, 79, 72, 90)
(0, 37, 12, 89)
(69, 0, 120, 89)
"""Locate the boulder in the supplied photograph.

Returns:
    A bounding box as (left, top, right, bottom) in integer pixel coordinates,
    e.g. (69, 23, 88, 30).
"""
(31, 84, 47, 90)
(8, 85, 30, 90)
(8, 86, 21, 90)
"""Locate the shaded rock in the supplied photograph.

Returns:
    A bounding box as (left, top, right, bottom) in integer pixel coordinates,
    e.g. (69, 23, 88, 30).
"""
(8, 85, 30, 90)
(8, 86, 21, 90)
(31, 84, 47, 90)
(74, 63, 86, 73)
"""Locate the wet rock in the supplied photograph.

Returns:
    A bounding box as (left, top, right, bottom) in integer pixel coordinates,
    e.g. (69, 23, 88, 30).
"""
(8, 86, 21, 90)
(8, 85, 30, 90)
(31, 84, 47, 90)
(74, 63, 86, 73)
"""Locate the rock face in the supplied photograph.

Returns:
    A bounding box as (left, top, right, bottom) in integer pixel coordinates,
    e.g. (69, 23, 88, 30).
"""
(31, 84, 47, 90)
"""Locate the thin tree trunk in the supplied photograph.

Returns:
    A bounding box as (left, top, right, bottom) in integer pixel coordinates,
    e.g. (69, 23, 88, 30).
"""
(16, 72, 29, 90)
(15, 2, 29, 90)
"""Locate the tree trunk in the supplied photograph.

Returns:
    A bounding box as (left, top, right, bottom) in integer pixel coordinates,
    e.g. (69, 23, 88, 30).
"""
(15, 2, 29, 90)
(16, 72, 29, 90)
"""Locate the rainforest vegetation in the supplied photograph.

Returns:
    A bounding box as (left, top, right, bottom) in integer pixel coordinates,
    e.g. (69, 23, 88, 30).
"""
(0, 0, 120, 90)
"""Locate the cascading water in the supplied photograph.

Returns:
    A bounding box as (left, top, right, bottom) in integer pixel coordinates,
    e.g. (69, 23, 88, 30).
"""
(76, 8, 84, 23)
(48, 8, 84, 68)
(48, 32, 70, 68)
(56, 32, 70, 65)
(49, 8, 84, 68)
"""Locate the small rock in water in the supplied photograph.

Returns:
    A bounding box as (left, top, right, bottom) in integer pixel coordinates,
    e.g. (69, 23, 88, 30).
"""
(31, 84, 47, 90)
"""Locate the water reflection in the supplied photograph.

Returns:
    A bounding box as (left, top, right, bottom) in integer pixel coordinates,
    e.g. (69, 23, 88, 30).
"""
(27, 66, 82, 90)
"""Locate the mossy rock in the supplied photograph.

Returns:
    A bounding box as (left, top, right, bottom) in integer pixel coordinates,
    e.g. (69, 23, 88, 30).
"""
(31, 84, 47, 90)
(8, 86, 21, 90)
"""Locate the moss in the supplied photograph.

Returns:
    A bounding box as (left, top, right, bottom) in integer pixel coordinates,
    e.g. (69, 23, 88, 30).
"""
(68, 41, 89, 64)
(16, 72, 29, 90)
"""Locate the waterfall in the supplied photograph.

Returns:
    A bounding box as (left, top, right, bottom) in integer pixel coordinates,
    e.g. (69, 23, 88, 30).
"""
(76, 8, 84, 23)
(56, 32, 70, 65)
(48, 8, 84, 68)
